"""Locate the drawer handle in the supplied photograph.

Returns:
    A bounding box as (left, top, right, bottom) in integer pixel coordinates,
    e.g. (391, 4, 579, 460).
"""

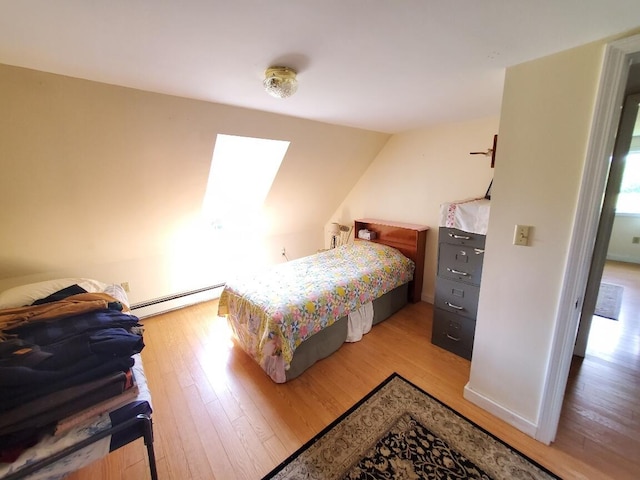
(474, 248, 485, 255)
(445, 302, 464, 310)
(446, 333, 461, 342)
(449, 233, 471, 240)
(447, 267, 469, 276)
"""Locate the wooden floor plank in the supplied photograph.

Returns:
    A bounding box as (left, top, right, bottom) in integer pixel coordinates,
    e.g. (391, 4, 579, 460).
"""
(262, 434, 290, 467)
(181, 384, 236, 480)
(205, 399, 263, 480)
(162, 372, 215, 479)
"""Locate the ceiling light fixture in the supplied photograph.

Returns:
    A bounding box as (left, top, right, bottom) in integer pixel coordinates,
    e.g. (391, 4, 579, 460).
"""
(263, 66, 298, 99)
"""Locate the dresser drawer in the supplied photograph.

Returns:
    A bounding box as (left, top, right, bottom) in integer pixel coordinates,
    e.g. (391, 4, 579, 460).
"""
(431, 308, 475, 360)
(437, 243, 484, 285)
(438, 228, 486, 249)
(434, 278, 480, 318)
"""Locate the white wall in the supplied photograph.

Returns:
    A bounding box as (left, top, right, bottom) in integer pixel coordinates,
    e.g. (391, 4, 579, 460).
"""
(0, 64, 390, 304)
(464, 39, 607, 434)
(608, 214, 640, 263)
(329, 117, 498, 302)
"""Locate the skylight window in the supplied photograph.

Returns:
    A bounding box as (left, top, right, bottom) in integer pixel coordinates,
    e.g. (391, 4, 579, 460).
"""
(202, 134, 289, 232)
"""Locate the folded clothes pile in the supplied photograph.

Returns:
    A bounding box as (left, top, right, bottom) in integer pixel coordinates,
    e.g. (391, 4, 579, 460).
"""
(0, 284, 144, 459)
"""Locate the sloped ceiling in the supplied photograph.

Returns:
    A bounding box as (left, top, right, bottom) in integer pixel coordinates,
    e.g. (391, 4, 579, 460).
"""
(1, 1, 640, 133)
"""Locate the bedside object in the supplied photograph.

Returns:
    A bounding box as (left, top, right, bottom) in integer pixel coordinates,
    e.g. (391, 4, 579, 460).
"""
(329, 222, 341, 248)
(358, 229, 377, 240)
(329, 222, 353, 248)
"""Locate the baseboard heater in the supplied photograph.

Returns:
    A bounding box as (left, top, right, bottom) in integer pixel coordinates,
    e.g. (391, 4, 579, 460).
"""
(130, 283, 225, 318)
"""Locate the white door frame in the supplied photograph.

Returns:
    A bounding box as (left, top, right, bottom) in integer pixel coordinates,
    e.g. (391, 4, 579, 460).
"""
(573, 92, 640, 357)
(536, 33, 640, 444)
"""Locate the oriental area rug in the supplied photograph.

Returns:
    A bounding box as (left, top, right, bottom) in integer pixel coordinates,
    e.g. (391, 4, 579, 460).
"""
(263, 373, 560, 480)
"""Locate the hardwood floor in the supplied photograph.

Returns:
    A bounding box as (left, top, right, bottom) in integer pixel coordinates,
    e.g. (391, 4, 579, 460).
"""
(66, 277, 639, 480)
(554, 260, 640, 479)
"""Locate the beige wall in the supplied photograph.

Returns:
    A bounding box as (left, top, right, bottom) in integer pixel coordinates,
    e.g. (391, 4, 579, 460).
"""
(466, 40, 606, 429)
(0, 64, 390, 303)
(608, 214, 640, 263)
(329, 117, 498, 302)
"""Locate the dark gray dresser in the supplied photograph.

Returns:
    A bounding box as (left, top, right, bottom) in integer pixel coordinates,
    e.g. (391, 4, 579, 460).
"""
(432, 227, 486, 360)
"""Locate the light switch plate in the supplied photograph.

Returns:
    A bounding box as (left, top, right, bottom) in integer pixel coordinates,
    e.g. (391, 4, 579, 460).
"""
(513, 225, 530, 246)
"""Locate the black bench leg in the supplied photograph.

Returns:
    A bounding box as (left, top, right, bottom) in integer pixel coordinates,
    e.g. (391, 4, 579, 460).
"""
(137, 414, 158, 480)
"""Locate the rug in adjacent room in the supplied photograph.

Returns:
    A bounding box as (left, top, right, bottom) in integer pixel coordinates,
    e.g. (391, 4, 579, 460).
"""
(263, 373, 560, 480)
(595, 282, 624, 320)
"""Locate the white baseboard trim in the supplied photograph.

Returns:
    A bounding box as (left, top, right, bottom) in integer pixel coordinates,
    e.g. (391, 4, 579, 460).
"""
(463, 383, 538, 439)
(131, 285, 224, 318)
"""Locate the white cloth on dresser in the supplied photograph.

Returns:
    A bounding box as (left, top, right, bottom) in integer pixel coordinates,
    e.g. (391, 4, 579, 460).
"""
(439, 197, 491, 235)
(346, 302, 374, 342)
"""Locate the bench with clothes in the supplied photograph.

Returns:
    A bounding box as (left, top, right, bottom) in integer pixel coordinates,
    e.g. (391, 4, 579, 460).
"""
(0, 278, 156, 480)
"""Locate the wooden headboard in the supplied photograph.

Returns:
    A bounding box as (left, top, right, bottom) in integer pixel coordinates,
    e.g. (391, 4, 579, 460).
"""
(354, 219, 429, 303)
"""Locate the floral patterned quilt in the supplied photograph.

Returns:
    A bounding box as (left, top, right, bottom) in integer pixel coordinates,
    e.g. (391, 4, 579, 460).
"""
(218, 241, 414, 382)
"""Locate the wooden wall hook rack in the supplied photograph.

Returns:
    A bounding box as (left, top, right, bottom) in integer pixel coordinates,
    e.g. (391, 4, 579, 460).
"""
(470, 134, 497, 168)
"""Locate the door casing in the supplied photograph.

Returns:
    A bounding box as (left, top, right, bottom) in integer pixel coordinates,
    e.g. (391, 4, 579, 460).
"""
(573, 93, 640, 357)
(535, 34, 640, 445)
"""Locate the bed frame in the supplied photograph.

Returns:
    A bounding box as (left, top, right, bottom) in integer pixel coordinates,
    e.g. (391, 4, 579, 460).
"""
(284, 219, 428, 381)
(354, 219, 429, 302)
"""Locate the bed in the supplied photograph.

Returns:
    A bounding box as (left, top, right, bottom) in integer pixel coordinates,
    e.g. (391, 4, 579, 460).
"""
(218, 219, 428, 383)
(0, 278, 157, 480)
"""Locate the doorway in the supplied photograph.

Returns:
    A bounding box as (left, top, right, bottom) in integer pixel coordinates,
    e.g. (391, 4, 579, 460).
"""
(552, 68, 640, 472)
(536, 35, 640, 447)
(554, 258, 640, 474)
(573, 91, 640, 355)
(554, 64, 640, 472)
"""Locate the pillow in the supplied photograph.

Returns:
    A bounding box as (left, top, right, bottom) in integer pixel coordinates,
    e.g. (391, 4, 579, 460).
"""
(0, 278, 109, 309)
